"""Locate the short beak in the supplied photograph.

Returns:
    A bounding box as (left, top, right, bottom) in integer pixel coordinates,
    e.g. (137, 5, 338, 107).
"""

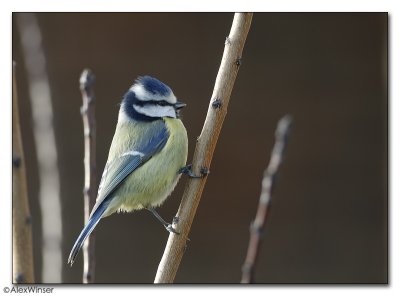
(174, 101, 186, 110)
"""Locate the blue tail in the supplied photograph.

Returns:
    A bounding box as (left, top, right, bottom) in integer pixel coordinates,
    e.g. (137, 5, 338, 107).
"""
(67, 200, 109, 266)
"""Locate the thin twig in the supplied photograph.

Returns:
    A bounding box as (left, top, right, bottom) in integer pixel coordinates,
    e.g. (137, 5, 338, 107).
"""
(154, 13, 253, 283)
(12, 61, 35, 283)
(79, 69, 97, 284)
(240, 115, 292, 284)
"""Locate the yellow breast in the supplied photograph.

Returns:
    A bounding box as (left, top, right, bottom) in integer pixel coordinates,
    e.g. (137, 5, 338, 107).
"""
(106, 117, 188, 214)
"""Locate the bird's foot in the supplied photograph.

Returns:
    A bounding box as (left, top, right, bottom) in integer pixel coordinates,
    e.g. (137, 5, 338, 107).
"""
(178, 164, 209, 178)
(147, 208, 180, 234)
(165, 224, 180, 235)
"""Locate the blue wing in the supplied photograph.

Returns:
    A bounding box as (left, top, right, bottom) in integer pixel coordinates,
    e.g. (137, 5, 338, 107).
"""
(68, 121, 169, 265)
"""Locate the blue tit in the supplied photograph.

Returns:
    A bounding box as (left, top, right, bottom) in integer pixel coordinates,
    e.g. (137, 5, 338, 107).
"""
(68, 76, 189, 266)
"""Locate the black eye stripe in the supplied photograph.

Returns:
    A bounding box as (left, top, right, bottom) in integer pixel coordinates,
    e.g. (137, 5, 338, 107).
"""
(127, 90, 175, 107)
(134, 100, 173, 107)
(156, 101, 169, 106)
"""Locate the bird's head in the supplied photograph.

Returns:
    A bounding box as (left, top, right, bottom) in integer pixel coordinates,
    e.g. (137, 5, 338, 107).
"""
(121, 76, 186, 122)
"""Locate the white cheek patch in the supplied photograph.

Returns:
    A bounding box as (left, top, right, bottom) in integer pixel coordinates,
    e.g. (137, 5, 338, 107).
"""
(130, 84, 177, 104)
(133, 104, 176, 118)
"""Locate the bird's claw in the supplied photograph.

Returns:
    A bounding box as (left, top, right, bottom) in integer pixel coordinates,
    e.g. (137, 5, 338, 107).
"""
(179, 164, 209, 178)
(165, 224, 180, 235)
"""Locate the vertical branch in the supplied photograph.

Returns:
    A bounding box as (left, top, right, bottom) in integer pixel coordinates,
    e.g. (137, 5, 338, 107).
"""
(79, 69, 97, 284)
(154, 13, 253, 283)
(16, 13, 62, 283)
(12, 62, 35, 284)
(240, 115, 292, 284)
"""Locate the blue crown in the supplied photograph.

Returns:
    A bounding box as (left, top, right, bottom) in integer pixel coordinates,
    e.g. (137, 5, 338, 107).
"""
(136, 76, 171, 96)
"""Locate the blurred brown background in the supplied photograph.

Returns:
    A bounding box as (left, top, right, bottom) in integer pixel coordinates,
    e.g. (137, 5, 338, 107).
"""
(12, 13, 388, 284)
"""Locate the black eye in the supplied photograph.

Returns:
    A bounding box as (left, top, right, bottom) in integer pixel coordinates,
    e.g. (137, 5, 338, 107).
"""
(157, 101, 168, 106)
